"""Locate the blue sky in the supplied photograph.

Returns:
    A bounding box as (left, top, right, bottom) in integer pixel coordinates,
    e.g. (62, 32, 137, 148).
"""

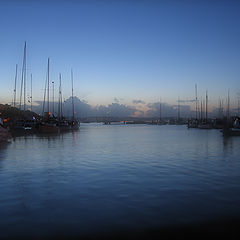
(0, 0, 239, 111)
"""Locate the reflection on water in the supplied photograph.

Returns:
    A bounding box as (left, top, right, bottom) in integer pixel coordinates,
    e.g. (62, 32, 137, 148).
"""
(0, 124, 240, 238)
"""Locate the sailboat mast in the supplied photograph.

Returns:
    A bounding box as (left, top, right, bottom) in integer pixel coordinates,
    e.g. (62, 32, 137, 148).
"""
(47, 58, 50, 114)
(159, 98, 162, 122)
(177, 97, 180, 121)
(23, 42, 27, 111)
(13, 64, 18, 107)
(42, 71, 48, 116)
(227, 89, 230, 120)
(195, 84, 198, 120)
(31, 74, 33, 112)
(206, 90, 208, 121)
(218, 98, 223, 119)
(19, 42, 26, 110)
(71, 69, 75, 120)
(58, 75, 60, 120)
(238, 97, 240, 116)
(52, 81, 54, 115)
(58, 73, 62, 119)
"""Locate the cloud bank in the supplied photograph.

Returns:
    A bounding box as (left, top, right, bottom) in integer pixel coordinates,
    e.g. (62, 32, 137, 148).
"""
(29, 97, 228, 119)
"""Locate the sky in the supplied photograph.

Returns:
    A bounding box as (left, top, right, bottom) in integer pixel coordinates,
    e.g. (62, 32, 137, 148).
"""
(0, 0, 240, 115)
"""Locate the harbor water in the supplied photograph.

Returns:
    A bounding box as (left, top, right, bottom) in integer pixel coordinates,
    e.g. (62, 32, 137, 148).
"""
(0, 124, 240, 238)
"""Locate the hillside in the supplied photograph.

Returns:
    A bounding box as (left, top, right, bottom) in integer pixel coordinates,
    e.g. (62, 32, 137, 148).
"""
(0, 104, 39, 123)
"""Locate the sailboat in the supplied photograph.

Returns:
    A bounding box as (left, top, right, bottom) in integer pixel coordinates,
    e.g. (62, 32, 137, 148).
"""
(69, 69, 79, 130)
(222, 91, 240, 136)
(11, 42, 37, 132)
(198, 90, 212, 129)
(188, 84, 199, 128)
(58, 73, 71, 132)
(39, 58, 59, 133)
(157, 98, 166, 125)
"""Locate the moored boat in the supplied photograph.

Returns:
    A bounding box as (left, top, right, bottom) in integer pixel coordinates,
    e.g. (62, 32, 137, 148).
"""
(187, 119, 198, 128)
(0, 121, 11, 142)
(222, 128, 240, 136)
(39, 121, 59, 133)
(70, 69, 80, 131)
(58, 119, 71, 131)
(70, 119, 80, 130)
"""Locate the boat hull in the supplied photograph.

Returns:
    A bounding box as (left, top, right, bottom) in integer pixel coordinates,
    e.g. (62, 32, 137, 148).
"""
(222, 128, 240, 136)
(39, 124, 59, 133)
(0, 125, 11, 142)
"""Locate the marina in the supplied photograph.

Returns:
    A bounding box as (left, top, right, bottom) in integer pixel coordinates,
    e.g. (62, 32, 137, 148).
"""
(1, 1, 240, 239)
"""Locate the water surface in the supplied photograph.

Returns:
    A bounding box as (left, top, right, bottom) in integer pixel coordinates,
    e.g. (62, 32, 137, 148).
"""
(0, 124, 240, 238)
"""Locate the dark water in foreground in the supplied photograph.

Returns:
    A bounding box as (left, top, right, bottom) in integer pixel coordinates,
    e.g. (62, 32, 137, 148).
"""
(0, 124, 240, 238)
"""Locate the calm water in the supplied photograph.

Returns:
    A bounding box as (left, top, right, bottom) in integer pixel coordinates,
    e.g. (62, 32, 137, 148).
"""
(0, 124, 240, 238)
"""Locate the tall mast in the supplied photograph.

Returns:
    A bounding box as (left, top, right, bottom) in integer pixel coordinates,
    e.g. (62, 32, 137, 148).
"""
(52, 81, 54, 115)
(198, 100, 201, 119)
(227, 89, 230, 120)
(159, 98, 162, 122)
(218, 98, 224, 119)
(205, 90, 208, 121)
(30, 73, 33, 111)
(218, 98, 221, 118)
(20, 42, 26, 110)
(238, 97, 240, 116)
(195, 84, 198, 119)
(177, 97, 180, 121)
(13, 64, 18, 107)
(58, 73, 62, 120)
(47, 58, 50, 114)
(71, 69, 75, 120)
(42, 71, 48, 116)
(23, 42, 27, 111)
(237, 93, 240, 116)
(58, 75, 60, 120)
(222, 99, 224, 118)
